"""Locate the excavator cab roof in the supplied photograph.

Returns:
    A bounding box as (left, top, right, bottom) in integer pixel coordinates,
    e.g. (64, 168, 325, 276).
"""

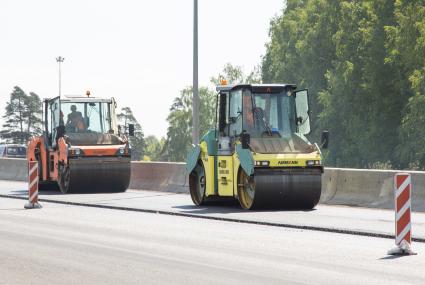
(216, 84, 297, 94)
(60, 97, 114, 103)
(43, 97, 116, 105)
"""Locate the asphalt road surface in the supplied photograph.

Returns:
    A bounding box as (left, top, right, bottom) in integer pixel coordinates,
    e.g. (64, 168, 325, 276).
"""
(1, 197, 425, 285)
(1, 180, 425, 240)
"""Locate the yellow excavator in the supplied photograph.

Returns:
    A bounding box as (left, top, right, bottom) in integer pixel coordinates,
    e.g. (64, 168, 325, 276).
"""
(186, 83, 329, 209)
(27, 92, 134, 193)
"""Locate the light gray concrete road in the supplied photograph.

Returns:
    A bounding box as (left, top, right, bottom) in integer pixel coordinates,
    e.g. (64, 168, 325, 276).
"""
(1, 198, 425, 285)
(1, 180, 425, 239)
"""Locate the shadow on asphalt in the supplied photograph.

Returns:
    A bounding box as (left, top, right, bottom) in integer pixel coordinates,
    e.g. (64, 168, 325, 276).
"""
(173, 203, 317, 215)
(11, 189, 62, 196)
(379, 255, 410, 260)
(10, 190, 120, 197)
(39, 183, 128, 194)
(10, 190, 27, 195)
(0, 208, 26, 211)
(173, 203, 246, 215)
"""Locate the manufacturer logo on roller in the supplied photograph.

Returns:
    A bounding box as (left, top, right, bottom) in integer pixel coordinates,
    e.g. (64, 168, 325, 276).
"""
(277, 160, 298, 165)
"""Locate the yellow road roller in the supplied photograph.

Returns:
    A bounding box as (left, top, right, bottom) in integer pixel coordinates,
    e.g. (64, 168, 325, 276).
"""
(186, 83, 329, 209)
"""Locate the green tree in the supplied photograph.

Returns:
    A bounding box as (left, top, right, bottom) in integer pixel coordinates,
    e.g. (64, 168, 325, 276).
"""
(262, 0, 340, 139)
(389, 1, 425, 168)
(318, 1, 399, 167)
(1, 86, 43, 143)
(262, 0, 404, 168)
(210, 63, 261, 85)
(144, 135, 166, 161)
(26, 92, 43, 136)
(165, 87, 215, 162)
(1, 86, 26, 143)
(165, 64, 259, 162)
(117, 107, 145, 161)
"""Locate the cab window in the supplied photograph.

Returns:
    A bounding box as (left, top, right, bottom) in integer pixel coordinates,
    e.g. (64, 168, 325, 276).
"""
(229, 90, 242, 136)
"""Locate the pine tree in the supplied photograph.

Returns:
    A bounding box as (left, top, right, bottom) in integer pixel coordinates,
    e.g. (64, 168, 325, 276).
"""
(1, 86, 28, 143)
(1, 87, 43, 144)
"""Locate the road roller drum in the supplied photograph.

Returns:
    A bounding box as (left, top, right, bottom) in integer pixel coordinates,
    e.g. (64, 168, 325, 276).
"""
(238, 168, 322, 210)
(58, 157, 131, 193)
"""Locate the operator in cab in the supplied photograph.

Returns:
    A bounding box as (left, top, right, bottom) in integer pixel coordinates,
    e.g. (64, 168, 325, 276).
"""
(66, 105, 86, 132)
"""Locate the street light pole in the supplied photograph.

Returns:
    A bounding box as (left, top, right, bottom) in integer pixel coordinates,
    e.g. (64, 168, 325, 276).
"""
(55, 56, 65, 97)
(192, 0, 199, 145)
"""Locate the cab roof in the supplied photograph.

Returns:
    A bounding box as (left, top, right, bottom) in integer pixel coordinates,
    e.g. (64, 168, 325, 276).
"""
(216, 83, 297, 93)
(44, 96, 115, 103)
(60, 98, 114, 103)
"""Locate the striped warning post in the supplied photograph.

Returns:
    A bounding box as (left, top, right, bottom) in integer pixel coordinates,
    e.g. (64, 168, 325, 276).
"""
(24, 161, 42, 209)
(388, 173, 415, 255)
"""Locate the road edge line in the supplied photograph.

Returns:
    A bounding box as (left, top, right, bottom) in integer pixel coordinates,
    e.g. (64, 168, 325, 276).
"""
(1, 194, 424, 243)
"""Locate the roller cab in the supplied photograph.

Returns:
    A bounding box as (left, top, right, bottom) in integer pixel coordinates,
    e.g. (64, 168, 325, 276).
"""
(187, 84, 329, 209)
(28, 94, 133, 193)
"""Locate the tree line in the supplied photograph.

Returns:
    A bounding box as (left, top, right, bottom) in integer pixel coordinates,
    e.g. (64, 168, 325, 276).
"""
(164, 1, 425, 170)
(262, 0, 425, 170)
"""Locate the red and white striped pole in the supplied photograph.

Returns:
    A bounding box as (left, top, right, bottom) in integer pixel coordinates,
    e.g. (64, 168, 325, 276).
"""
(24, 161, 42, 209)
(388, 173, 415, 255)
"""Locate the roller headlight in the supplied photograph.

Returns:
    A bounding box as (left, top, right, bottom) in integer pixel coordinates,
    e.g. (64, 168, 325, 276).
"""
(119, 148, 125, 155)
(69, 148, 82, 156)
(255, 161, 270, 166)
(307, 160, 321, 166)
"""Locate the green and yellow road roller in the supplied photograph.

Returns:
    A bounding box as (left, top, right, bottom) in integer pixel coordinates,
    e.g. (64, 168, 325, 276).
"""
(186, 83, 329, 209)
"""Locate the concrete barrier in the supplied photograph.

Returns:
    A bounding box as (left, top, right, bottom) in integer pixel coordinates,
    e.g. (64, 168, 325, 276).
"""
(1, 158, 425, 211)
(0, 158, 28, 181)
(321, 168, 425, 211)
(130, 161, 188, 193)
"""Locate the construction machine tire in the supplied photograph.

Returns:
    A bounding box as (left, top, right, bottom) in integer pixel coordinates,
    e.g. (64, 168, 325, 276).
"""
(58, 164, 71, 194)
(237, 167, 322, 210)
(237, 169, 256, 210)
(38, 181, 59, 191)
(189, 162, 206, 205)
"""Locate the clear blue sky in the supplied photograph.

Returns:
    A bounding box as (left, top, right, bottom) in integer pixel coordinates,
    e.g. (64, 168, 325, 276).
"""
(0, 0, 285, 138)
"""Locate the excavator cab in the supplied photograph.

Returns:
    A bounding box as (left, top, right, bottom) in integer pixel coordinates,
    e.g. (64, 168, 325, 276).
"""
(46, 97, 120, 146)
(217, 85, 312, 152)
(187, 84, 327, 210)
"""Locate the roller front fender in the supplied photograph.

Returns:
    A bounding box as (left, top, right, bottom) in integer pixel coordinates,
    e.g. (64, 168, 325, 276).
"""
(186, 145, 201, 173)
